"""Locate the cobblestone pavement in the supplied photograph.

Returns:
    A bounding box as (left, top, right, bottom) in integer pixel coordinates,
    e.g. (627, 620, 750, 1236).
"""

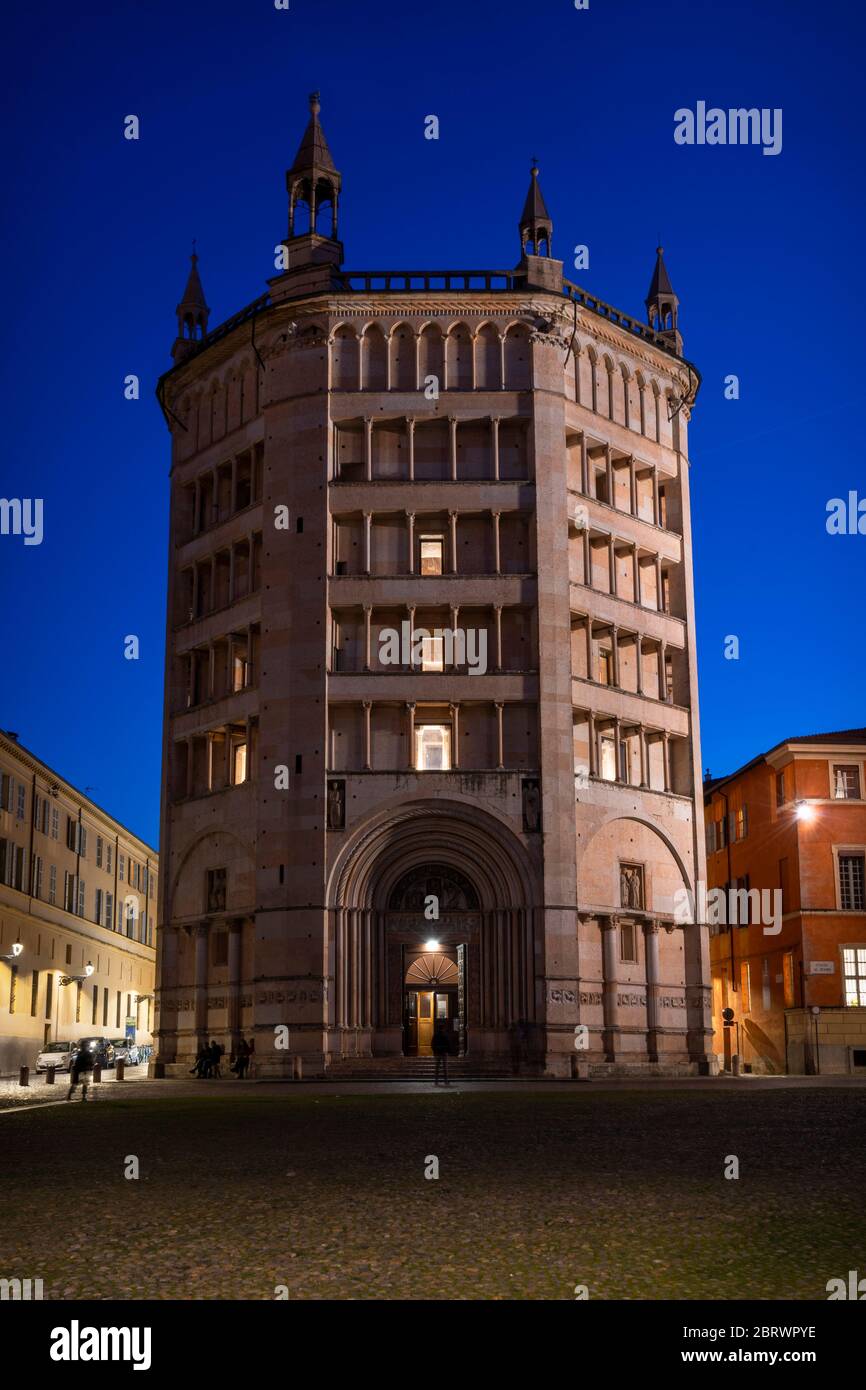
(2, 1080, 865, 1300)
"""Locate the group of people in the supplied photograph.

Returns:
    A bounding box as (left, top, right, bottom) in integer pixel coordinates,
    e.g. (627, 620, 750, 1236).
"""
(190, 1037, 254, 1080)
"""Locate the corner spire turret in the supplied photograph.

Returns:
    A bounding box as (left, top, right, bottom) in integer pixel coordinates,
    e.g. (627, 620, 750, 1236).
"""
(519, 160, 553, 258)
(645, 245, 682, 353)
(281, 91, 343, 271)
(172, 244, 210, 363)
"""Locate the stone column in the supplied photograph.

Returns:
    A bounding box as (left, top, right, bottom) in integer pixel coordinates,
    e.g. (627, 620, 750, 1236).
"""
(655, 556, 663, 611)
(587, 712, 597, 777)
(663, 733, 671, 793)
(406, 702, 416, 769)
(634, 544, 642, 606)
(611, 625, 620, 687)
(362, 701, 372, 771)
(628, 457, 637, 516)
(639, 726, 648, 788)
(407, 417, 415, 481)
(449, 606, 460, 671)
(450, 703, 460, 769)
(364, 418, 373, 482)
(608, 535, 617, 596)
(185, 736, 194, 798)
(659, 641, 667, 700)
(363, 605, 372, 671)
(600, 917, 619, 1062)
(406, 605, 416, 671)
(495, 701, 504, 769)
(449, 510, 458, 573)
(491, 417, 500, 481)
(363, 512, 372, 574)
(605, 444, 613, 502)
(449, 416, 458, 481)
(406, 512, 415, 573)
(652, 468, 660, 526)
(194, 921, 210, 1044)
(635, 636, 644, 696)
(494, 605, 503, 672)
(492, 511, 501, 574)
(193, 477, 201, 535)
(228, 545, 236, 604)
(580, 434, 588, 495)
(582, 529, 591, 587)
(644, 919, 660, 1062)
(585, 618, 593, 680)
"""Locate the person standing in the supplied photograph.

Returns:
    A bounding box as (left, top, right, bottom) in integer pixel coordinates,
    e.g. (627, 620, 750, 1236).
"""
(432, 1023, 450, 1086)
(235, 1037, 250, 1079)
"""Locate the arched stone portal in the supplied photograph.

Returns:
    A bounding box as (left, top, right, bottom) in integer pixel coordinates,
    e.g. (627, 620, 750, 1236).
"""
(327, 800, 540, 1061)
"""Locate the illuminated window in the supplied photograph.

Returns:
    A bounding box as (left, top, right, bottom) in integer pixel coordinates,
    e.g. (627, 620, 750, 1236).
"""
(233, 741, 247, 785)
(420, 537, 444, 575)
(599, 734, 617, 782)
(233, 654, 249, 692)
(843, 947, 866, 1006)
(420, 632, 444, 672)
(415, 724, 451, 771)
(833, 765, 861, 800)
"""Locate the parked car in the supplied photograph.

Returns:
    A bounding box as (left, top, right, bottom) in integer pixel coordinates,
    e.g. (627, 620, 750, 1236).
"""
(35, 1041, 75, 1072)
(71, 1037, 116, 1069)
(111, 1039, 140, 1065)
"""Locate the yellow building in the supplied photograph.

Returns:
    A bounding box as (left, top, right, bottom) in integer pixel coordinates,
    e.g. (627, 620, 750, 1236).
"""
(0, 729, 157, 1075)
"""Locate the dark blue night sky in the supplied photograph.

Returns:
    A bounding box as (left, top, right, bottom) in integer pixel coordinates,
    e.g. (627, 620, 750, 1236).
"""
(1, 0, 863, 846)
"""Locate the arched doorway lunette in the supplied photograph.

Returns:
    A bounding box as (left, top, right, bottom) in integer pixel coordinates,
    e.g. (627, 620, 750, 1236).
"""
(326, 800, 541, 1058)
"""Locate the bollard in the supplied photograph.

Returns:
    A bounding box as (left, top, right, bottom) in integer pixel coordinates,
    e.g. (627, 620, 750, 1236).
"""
(293, 1055, 303, 1081)
(19, 1065, 30, 1087)
(45, 1066, 56, 1085)
(116, 1059, 125, 1081)
(93, 1063, 102, 1084)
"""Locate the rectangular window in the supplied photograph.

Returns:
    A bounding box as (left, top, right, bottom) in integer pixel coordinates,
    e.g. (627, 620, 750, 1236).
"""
(420, 633, 444, 673)
(843, 947, 866, 1006)
(95, 887, 103, 925)
(31, 854, 43, 899)
(102, 987, 109, 1027)
(91, 984, 98, 1025)
(96, 835, 103, 868)
(106, 843, 113, 873)
(782, 951, 795, 1008)
(64, 871, 75, 913)
(731, 806, 748, 841)
(839, 854, 865, 911)
(833, 765, 862, 800)
(16, 782, 25, 820)
(619, 922, 637, 963)
(414, 723, 451, 772)
(30, 970, 39, 1017)
(232, 742, 248, 785)
(142, 866, 149, 895)
(776, 771, 786, 808)
(66, 816, 77, 851)
(599, 734, 617, 782)
(77, 879, 85, 917)
(598, 649, 613, 686)
(116, 991, 121, 1029)
(233, 654, 248, 691)
(51, 807, 59, 840)
(148, 916, 153, 947)
(105, 891, 113, 930)
(45, 972, 53, 1021)
(0, 772, 13, 812)
(49, 863, 57, 905)
(419, 537, 444, 576)
(119, 854, 125, 883)
(126, 900, 136, 937)
(740, 962, 751, 1013)
(206, 868, 227, 912)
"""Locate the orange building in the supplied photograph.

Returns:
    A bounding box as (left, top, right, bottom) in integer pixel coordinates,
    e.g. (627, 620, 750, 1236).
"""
(704, 729, 866, 1075)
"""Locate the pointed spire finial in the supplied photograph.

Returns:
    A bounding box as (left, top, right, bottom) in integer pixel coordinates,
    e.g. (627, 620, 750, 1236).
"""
(309, 90, 321, 117)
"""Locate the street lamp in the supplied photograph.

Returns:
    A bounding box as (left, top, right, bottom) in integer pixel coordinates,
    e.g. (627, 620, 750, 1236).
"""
(795, 800, 816, 822)
(1, 940, 23, 961)
(59, 961, 94, 986)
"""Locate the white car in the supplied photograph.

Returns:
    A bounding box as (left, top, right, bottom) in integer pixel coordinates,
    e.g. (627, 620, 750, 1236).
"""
(35, 1041, 75, 1072)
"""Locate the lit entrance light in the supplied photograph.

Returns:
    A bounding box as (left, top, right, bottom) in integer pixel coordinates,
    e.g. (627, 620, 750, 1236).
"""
(424, 940, 441, 953)
(795, 801, 816, 822)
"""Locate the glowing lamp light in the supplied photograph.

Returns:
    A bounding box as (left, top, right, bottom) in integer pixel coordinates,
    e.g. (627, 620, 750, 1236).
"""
(424, 939, 441, 953)
(84, 961, 95, 976)
(10, 941, 23, 957)
(795, 802, 816, 822)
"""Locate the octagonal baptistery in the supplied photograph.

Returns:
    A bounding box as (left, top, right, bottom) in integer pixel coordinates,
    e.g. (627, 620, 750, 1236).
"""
(152, 93, 714, 1080)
